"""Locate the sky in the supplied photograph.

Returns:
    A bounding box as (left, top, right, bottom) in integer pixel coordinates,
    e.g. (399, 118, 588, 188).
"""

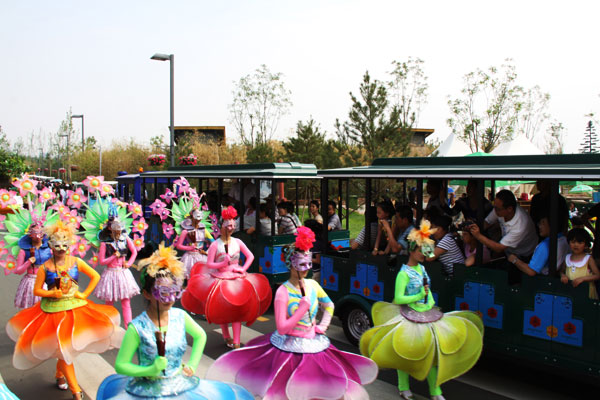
(1, 0, 599, 155)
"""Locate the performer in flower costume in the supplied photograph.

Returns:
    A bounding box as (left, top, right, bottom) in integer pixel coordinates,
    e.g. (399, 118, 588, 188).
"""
(175, 207, 214, 279)
(82, 199, 139, 327)
(181, 206, 271, 349)
(6, 221, 123, 400)
(97, 244, 253, 400)
(359, 221, 484, 400)
(207, 227, 378, 400)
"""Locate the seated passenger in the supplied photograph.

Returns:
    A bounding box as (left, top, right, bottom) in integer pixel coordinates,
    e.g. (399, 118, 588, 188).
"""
(309, 200, 323, 224)
(247, 203, 272, 236)
(380, 204, 415, 255)
(304, 219, 326, 283)
(242, 197, 257, 232)
(351, 206, 378, 251)
(461, 227, 491, 266)
(427, 215, 465, 276)
(529, 179, 568, 234)
(277, 201, 298, 235)
(450, 179, 493, 221)
(327, 200, 342, 231)
(560, 228, 600, 299)
(425, 179, 450, 217)
(507, 216, 569, 276)
(371, 200, 395, 256)
(469, 189, 538, 261)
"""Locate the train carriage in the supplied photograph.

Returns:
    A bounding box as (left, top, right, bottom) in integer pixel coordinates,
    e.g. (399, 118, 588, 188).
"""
(318, 154, 600, 377)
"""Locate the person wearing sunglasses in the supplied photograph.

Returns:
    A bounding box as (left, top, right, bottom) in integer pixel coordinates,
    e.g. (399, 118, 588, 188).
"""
(96, 244, 253, 400)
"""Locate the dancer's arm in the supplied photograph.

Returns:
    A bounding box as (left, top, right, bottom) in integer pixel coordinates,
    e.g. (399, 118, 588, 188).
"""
(392, 271, 427, 305)
(33, 266, 62, 298)
(115, 325, 168, 377)
(125, 237, 138, 268)
(236, 239, 254, 273)
(274, 286, 310, 335)
(75, 258, 100, 299)
(183, 312, 207, 375)
(314, 281, 334, 334)
(175, 231, 195, 251)
(205, 242, 229, 269)
(98, 242, 117, 265)
(13, 249, 31, 275)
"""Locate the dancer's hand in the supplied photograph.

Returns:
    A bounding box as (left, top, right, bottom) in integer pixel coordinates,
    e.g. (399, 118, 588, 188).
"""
(223, 254, 231, 263)
(74, 291, 86, 300)
(152, 356, 168, 375)
(315, 325, 326, 334)
(28, 257, 36, 264)
(233, 266, 245, 274)
(182, 365, 194, 377)
(114, 251, 121, 258)
(50, 289, 63, 299)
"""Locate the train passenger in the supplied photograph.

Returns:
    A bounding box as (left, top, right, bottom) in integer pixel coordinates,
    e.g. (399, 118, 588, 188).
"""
(560, 228, 600, 299)
(529, 179, 569, 234)
(304, 219, 326, 284)
(351, 206, 378, 251)
(246, 203, 272, 236)
(461, 228, 491, 266)
(327, 200, 342, 231)
(450, 180, 493, 221)
(425, 179, 451, 217)
(241, 197, 257, 232)
(384, 204, 416, 255)
(309, 199, 324, 224)
(371, 200, 395, 256)
(507, 216, 569, 276)
(469, 189, 537, 261)
(427, 215, 465, 276)
(277, 201, 298, 235)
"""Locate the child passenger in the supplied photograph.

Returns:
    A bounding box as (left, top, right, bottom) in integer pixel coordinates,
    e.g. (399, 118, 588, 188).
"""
(427, 215, 465, 276)
(560, 228, 600, 299)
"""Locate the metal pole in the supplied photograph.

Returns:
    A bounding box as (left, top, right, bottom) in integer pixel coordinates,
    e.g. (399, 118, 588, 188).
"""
(81, 115, 85, 149)
(169, 54, 175, 168)
(99, 145, 102, 176)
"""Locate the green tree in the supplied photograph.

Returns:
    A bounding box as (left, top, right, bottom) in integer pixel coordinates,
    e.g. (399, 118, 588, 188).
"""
(388, 57, 428, 128)
(283, 119, 325, 166)
(336, 71, 410, 166)
(0, 126, 30, 185)
(580, 120, 598, 154)
(229, 64, 292, 153)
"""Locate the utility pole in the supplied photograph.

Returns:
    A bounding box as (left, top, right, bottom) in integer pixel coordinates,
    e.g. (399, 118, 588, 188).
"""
(99, 144, 102, 176)
(59, 133, 70, 182)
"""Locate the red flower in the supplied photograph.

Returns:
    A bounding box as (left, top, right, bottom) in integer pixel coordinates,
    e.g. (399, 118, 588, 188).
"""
(373, 284, 380, 294)
(294, 226, 315, 251)
(222, 206, 237, 220)
(487, 307, 498, 319)
(563, 322, 576, 335)
(530, 316, 541, 328)
(353, 280, 360, 289)
(60, 271, 67, 277)
(265, 261, 271, 268)
(459, 302, 469, 310)
(329, 275, 336, 283)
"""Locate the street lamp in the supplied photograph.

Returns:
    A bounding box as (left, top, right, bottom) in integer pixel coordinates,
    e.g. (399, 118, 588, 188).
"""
(71, 114, 84, 150)
(59, 133, 70, 182)
(150, 52, 175, 167)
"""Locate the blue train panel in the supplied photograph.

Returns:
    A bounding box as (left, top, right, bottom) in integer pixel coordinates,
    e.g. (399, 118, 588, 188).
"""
(350, 263, 384, 301)
(523, 293, 583, 347)
(455, 281, 504, 329)
(258, 245, 290, 275)
(320, 256, 339, 291)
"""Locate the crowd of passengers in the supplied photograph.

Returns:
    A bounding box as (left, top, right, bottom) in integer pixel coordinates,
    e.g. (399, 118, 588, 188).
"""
(350, 179, 600, 299)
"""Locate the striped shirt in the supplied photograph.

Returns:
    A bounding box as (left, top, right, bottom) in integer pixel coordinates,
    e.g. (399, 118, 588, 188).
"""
(436, 233, 465, 275)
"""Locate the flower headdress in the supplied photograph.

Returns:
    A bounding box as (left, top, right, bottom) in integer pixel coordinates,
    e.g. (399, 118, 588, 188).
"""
(284, 226, 316, 271)
(407, 219, 437, 257)
(137, 242, 185, 288)
(221, 206, 237, 221)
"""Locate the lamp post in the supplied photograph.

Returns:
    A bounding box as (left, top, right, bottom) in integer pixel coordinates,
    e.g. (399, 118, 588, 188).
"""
(150, 53, 175, 167)
(71, 114, 84, 150)
(59, 133, 70, 182)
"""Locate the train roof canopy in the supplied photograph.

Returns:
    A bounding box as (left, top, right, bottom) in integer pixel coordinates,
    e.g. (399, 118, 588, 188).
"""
(139, 162, 319, 179)
(318, 154, 600, 180)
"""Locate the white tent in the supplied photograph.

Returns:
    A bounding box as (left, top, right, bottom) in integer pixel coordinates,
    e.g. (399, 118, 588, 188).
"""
(491, 135, 544, 156)
(435, 133, 472, 157)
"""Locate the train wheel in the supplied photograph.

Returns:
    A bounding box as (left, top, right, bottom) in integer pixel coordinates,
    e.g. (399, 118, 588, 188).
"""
(342, 306, 372, 346)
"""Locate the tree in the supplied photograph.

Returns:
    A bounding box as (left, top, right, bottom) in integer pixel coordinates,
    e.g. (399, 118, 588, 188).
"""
(336, 71, 411, 166)
(388, 57, 428, 128)
(0, 126, 30, 185)
(282, 119, 326, 166)
(544, 121, 565, 154)
(229, 64, 292, 152)
(580, 120, 598, 153)
(447, 60, 550, 153)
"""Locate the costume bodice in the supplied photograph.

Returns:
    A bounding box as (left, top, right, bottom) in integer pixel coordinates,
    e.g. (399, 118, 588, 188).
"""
(283, 281, 319, 328)
(41, 257, 87, 312)
(186, 227, 206, 246)
(131, 309, 187, 376)
(214, 238, 241, 265)
(44, 260, 80, 288)
(401, 264, 431, 304)
(105, 234, 128, 257)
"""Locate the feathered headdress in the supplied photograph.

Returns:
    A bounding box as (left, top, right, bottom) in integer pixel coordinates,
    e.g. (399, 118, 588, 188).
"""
(137, 242, 184, 287)
(44, 220, 77, 242)
(221, 206, 237, 220)
(284, 226, 316, 271)
(407, 220, 437, 257)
